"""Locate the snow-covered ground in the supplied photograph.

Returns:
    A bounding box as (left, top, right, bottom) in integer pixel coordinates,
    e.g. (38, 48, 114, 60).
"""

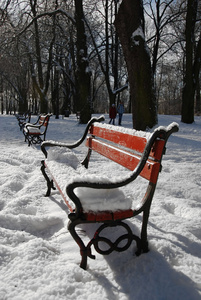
(0, 113, 201, 300)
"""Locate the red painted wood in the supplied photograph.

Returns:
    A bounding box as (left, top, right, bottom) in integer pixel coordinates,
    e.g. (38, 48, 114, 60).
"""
(44, 161, 74, 212)
(39, 116, 48, 126)
(84, 209, 133, 222)
(149, 139, 165, 160)
(90, 125, 147, 153)
(86, 138, 161, 183)
(89, 125, 165, 160)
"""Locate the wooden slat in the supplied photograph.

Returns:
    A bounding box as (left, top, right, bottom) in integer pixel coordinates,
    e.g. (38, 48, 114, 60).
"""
(90, 125, 165, 160)
(149, 139, 165, 160)
(39, 116, 49, 126)
(90, 125, 147, 153)
(86, 138, 160, 183)
(84, 209, 134, 222)
(44, 161, 74, 212)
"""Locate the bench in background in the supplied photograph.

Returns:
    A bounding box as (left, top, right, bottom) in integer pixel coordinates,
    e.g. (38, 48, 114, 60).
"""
(16, 111, 32, 130)
(23, 113, 52, 146)
(76, 111, 80, 120)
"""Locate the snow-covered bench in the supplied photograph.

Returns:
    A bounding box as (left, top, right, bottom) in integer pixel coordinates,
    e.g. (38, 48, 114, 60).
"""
(76, 111, 80, 120)
(23, 113, 52, 146)
(40, 116, 179, 269)
(16, 111, 32, 130)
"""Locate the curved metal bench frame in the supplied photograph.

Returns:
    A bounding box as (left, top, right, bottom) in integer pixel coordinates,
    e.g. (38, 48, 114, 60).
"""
(41, 116, 179, 269)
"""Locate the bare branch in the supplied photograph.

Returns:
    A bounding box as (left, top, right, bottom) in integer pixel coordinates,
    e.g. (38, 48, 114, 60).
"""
(19, 9, 75, 36)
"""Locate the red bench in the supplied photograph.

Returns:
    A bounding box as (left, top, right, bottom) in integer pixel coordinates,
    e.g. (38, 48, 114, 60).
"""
(23, 113, 52, 146)
(40, 116, 179, 269)
(16, 111, 32, 130)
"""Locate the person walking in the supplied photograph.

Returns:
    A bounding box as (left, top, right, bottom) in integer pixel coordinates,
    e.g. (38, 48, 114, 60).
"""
(109, 104, 117, 125)
(117, 101, 124, 125)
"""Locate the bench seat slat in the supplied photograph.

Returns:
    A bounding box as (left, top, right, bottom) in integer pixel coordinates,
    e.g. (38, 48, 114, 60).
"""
(84, 209, 134, 222)
(44, 161, 74, 213)
(86, 138, 161, 183)
(44, 146, 132, 213)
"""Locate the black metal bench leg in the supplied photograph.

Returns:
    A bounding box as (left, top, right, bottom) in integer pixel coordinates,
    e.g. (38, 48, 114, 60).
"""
(87, 221, 142, 260)
(80, 249, 88, 270)
(140, 183, 156, 253)
(141, 208, 150, 253)
(26, 135, 32, 146)
(41, 161, 56, 196)
(68, 220, 94, 270)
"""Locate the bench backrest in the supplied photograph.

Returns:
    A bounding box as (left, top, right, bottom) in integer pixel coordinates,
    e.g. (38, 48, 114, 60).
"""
(39, 115, 50, 127)
(85, 124, 166, 184)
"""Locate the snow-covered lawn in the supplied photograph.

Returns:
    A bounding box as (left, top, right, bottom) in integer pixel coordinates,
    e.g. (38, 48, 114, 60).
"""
(0, 113, 201, 300)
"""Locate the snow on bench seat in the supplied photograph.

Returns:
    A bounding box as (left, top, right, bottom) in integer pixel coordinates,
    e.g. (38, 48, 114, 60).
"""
(45, 147, 132, 213)
(23, 126, 42, 134)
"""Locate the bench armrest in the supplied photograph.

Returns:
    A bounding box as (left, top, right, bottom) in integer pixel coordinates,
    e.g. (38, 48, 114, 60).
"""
(24, 113, 52, 133)
(41, 115, 105, 158)
(24, 115, 41, 127)
(24, 123, 41, 130)
(28, 115, 41, 126)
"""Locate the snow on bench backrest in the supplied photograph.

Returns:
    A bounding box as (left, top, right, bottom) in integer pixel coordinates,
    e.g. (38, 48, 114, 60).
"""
(39, 115, 49, 126)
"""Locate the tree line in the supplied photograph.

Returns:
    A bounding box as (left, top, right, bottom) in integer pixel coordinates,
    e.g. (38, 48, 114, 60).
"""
(0, 0, 200, 129)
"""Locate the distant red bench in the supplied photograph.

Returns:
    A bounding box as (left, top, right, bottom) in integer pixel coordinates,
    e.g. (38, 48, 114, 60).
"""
(40, 116, 179, 269)
(23, 113, 52, 146)
(15, 111, 32, 130)
(76, 111, 80, 120)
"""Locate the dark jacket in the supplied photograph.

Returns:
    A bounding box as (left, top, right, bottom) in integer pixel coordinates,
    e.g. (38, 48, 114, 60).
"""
(109, 106, 117, 119)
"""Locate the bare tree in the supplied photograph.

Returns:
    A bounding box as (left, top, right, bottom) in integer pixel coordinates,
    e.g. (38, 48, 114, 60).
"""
(0, 0, 31, 113)
(84, 0, 128, 111)
(115, 0, 157, 130)
(181, 0, 201, 123)
(74, 0, 91, 123)
(144, 0, 183, 75)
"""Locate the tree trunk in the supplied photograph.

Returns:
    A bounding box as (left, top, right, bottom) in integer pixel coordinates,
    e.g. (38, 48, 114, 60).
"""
(181, 0, 198, 123)
(74, 0, 91, 124)
(195, 80, 200, 113)
(115, 0, 157, 130)
(30, 0, 48, 113)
